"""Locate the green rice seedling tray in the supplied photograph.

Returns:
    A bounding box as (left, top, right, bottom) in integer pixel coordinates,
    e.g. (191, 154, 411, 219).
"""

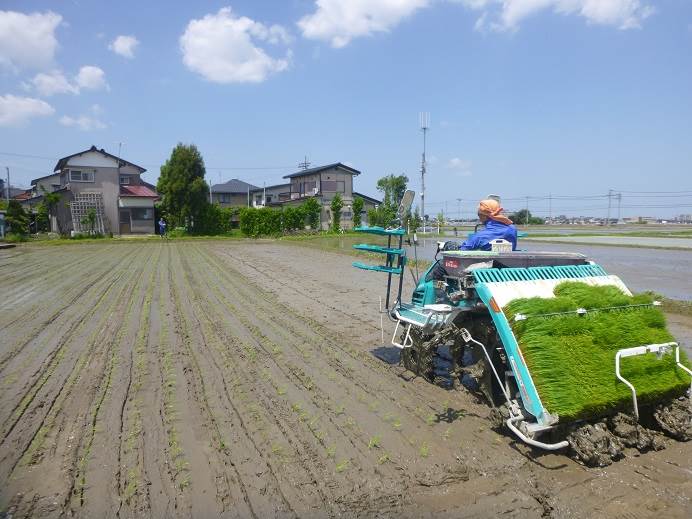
(504, 282, 691, 422)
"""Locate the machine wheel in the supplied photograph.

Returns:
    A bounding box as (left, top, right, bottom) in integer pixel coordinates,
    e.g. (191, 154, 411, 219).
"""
(400, 328, 435, 382)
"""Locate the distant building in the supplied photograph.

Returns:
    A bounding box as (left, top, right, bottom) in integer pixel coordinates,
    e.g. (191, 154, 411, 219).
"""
(25, 145, 157, 235)
(279, 162, 360, 230)
(249, 183, 291, 207)
(210, 179, 259, 207)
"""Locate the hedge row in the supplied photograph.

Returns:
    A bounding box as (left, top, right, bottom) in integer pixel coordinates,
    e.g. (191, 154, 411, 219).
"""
(239, 198, 321, 237)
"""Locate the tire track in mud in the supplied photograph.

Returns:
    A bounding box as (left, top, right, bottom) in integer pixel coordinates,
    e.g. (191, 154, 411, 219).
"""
(113, 243, 163, 518)
(65, 246, 154, 515)
(180, 245, 429, 512)
(169, 244, 307, 518)
(202, 246, 474, 446)
(0, 244, 119, 317)
(0, 246, 128, 377)
(1, 246, 152, 517)
(185, 247, 414, 464)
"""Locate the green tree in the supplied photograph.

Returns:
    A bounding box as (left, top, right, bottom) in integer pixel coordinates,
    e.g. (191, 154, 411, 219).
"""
(509, 209, 544, 225)
(373, 174, 408, 228)
(36, 203, 49, 232)
(6, 200, 29, 235)
(302, 196, 321, 230)
(352, 196, 364, 228)
(157, 143, 209, 230)
(39, 187, 62, 233)
(409, 207, 422, 232)
(81, 207, 97, 234)
(376, 174, 408, 207)
(330, 193, 343, 232)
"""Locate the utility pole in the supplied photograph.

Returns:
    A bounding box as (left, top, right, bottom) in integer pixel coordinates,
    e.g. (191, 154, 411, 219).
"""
(263, 181, 266, 206)
(606, 189, 613, 226)
(456, 198, 461, 221)
(5, 167, 9, 203)
(548, 193, 552, 224)
(616, 192, 622, 223)
(298, 156, 311, 171)
(420, 112, 429, 233)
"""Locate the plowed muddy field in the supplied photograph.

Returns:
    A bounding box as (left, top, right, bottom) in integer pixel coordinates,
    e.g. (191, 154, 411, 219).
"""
(1, 241, 690, 518)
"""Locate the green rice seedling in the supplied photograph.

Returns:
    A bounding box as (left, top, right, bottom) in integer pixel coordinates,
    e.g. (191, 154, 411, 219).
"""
(368, 435, 381, 449)
(392, 418, 402, 430)
(335, 459, 350, 473)
(326, 445, 336, 458)
(291, 402, 303, 413)
(334, 404, 345, 416)
(271, 444, 284, 456)
(368, 401, 379, 412)
(442, 428, 451, 440)
(505, 282, 691, 422)
(378, 453, 390, 464)
(419, 442, 430, 458)
(277, 386, 287, 396)
(426, 413, 436, 426)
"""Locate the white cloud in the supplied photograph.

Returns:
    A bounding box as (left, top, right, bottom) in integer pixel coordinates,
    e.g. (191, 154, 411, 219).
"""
(108, 35, 139, 58)
(26, 69, 79, 96)
(298, 0, 430, 48)
(445, 157, 473, 176)
(462, 0, 654, 31)
(59, 104, 106, 131)
(180, 7, 291, 83)
(25, 66, 109, 96)
(59, 114, 106, 131)
(75, 66, 109, 91)
(0, 94, 54, 126)
(0, 10, 62, 71)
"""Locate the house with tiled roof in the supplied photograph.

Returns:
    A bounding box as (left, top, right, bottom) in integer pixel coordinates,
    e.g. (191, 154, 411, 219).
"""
(279, 162, 361, 230)
(210, 179, 259, 207)
(27, 145, 158, 235)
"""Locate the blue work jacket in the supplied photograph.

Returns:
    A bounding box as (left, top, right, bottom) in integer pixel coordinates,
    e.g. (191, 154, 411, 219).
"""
(460, 220, 518, 251)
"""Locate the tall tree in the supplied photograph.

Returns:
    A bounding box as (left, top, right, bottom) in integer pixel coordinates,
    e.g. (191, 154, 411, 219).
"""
(330, 193, 343, 232)
(351, 196, 364, 228)
(376, 174, 408, 207)
(157, 143, 209, 229)
(6, 200, 29, 235)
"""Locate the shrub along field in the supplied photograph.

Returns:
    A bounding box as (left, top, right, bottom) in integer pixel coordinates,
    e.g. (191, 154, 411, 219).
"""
(1, 241, 691, 518)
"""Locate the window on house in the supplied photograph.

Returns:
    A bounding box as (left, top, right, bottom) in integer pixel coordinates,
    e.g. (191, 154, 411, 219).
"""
(342, 211, 352, 218)
(119, 176, 131, 185)
(69, 170, 94, 182)
(131, 208, 153, 220)
(219, 193, 231, 203)
(321, 181, 344, 192)
(266, 195, 272, 203)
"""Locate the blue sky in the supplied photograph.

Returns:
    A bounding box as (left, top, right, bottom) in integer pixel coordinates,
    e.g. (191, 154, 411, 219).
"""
(1, 0, 691, 218)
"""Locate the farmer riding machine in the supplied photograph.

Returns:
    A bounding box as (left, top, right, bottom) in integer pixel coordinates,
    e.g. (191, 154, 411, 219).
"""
(352, 191, 691, 457)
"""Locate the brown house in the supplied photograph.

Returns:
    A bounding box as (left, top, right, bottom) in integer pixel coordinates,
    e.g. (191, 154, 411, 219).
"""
(280, 163, 361, 230)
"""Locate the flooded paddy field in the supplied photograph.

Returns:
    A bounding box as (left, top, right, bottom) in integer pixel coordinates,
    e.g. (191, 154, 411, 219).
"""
(1, 241, 691, 518)
(411, 239, 692, 302)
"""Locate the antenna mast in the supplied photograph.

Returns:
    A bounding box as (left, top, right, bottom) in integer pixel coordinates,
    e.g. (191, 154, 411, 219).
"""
(419, 112, 429, 232)
(298, 156, 311, 171)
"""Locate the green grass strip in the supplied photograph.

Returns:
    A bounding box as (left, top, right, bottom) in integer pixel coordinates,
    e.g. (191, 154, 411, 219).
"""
(504, 282, 691, 422)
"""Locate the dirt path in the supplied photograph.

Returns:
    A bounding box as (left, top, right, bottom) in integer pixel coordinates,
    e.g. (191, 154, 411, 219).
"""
(1, 241, 690, 518)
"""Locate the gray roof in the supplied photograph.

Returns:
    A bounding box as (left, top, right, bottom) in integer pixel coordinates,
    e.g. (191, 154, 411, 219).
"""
(283, 162, 360, 179)
(211, 178, 259, 194)
(54, 145, 146, 174)
(353, 192, 381, 205)
(249, 183, 290, 194)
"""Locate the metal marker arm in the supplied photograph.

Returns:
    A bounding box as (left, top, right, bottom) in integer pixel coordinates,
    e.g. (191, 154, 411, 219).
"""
(615, 342, 681, 421)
